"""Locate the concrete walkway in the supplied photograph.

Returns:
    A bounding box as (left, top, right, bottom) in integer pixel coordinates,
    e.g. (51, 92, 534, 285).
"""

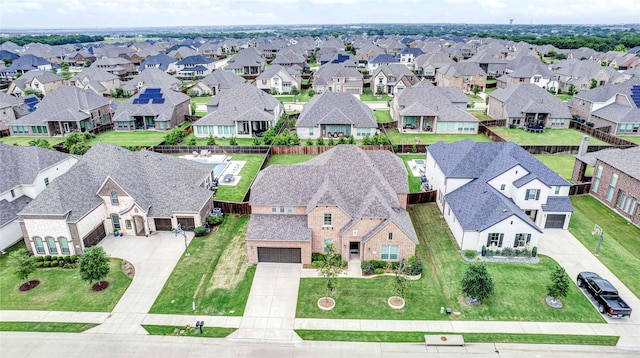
(226, 263, 302, 342)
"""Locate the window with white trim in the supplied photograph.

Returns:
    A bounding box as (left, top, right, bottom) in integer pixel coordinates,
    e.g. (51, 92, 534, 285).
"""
(323, 239, 332, 253)
(34, 237, 45, 254)
(606, 173, 618, 202)
(46, 236, 57, 254)
(381, 245, 398, 260)
(59, 237, 70, 255)
(110, 191, 119, 205)
(525, 189, 540, 200)
(592, 165, 603, 193)
(323, 213, 332, 226)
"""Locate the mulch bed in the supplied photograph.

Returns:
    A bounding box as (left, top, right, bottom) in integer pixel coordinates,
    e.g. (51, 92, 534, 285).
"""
(388, 296, 404, 306)
(92, 281, 110, 292)
(121, 260, 135, 279)
(318, 297, 334, 308)
(19, 280, 40, 292)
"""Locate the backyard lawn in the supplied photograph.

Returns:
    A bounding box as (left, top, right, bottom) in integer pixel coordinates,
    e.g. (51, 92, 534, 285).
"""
(467, 93, 484, 103)
(0, 136, 63, 147)
(296, 203, 604, 323)
(266, 154, 316, 166)
(490, 127, 609, 146)
(374, 109, 393, 123)
(619, 136, 640, 145)
(386, 129, 492, 145)
(0, 243, 132, 312)
(190, 96, 213, 105)
(398, 154, 425, 193)
(569, 196, 640, 298)
(359, 93, 392, 102)
(213, 154, 265, 202)
(555, 94, 573, 101)
(181, 133, 257, 146)
(87, 122, 192, 148)
(533, 154, 579, 181)
(467, 110, 492, 121)
(275, 93, 311, 103)
(150, 215, 256, 316)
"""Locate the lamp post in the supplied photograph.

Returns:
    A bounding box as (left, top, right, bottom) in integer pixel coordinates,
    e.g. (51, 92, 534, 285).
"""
(592, 224, 603, 257)
(174, 223, 189, 257)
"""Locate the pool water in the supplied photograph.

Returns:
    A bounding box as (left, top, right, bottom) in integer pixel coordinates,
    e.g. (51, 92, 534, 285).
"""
(415, 159, 425, 165)
(189, 158, 229, 176)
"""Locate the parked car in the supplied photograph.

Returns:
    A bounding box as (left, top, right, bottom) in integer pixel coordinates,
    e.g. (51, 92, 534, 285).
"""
(577, 272, 632, 318)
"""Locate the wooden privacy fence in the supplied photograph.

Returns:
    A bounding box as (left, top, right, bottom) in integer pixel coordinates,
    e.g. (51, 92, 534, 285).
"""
(213, 200, 251, 215)
(479, 119, 507, 127)
(569, 121, 638, 147)
(149, 145, 270, 155)
(479, 125, 507, 142)
(407, 190, 437, 205)
(270, 145, 393, 155)
(569, 183, 592, 196)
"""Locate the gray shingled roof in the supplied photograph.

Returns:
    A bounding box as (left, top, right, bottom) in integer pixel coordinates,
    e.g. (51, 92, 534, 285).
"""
(313, 63, 363, 86)
(542, 197, 574, 212)
(489, 83, 571, 119)
(0, 196, 32, 227)
(10, 70, 63, 91)
(195, 83, 281, 126)
(393, 82, 478, 123)
(246, 214, 312, 242)
(372, 63, 415, 80)
(112, 87, 189, 123)
(576, 146, 640, 180)
(198, 69, 245, 89)
(19, 144, 214, 222)
(122, 67, 182, 92)
(0, 143, 73, 194)
(69, 67, 118, 83)
(437, 62, 485, 78)
(591, 103, 640, 124)
(573, 80, 640, 108)
(297, 92, 376, 128)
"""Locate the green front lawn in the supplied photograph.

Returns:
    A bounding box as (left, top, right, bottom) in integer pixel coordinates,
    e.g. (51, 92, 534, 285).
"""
(484, 87, 497, 94)
(619, 136, 640, 145)
(569, 196, 640, 297)
(150, 215, 255, 315)
(142, 324, 235, 338)
(213, 154, 265, 202)
(359, 93, 392, 102)
(467, 94, 484, 103)
(190, 96, 213, 105)
(398, 154, 425, 193)
(555, 94, 573, 101)
(386, 129, 492, 146)
(0, 136, 64, 147)
(296, 204, 604, 323)
(295, 330, 618, 345)
(489, 127, 609, 146)
(0, 322, 97, 333)
(266, 154, 316, 166)
(0, 243, 132, 312)
(374, 110, 393, 123)
(275, 93, 311, 103)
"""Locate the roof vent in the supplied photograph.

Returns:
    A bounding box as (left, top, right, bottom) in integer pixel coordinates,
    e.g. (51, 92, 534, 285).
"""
(502, 209, 507, 213)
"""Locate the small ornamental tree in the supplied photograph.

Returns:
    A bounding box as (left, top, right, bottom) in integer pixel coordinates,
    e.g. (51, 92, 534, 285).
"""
(11, 249, 36, 286)
(78, 246, 110, 288)
(290, 85, 300, 98)
(547, 266, 570, 302)
(206, 134, 217, 145)
(394, 259, 408, 299)
(461, 262, 494, 302)
(29, 138, 52, 150)
(69, 141, 89, 155)
(318, 243, 344, 303)
(472, 84, 481, 95)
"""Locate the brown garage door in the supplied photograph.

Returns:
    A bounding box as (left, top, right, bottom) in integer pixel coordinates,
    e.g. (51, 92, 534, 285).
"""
(257, 247, 301, 263)
(177, 217, 195, 231)
(545, 214, 566, 229)
(82, 224, 106, 248)
(154, 218, 172, 231)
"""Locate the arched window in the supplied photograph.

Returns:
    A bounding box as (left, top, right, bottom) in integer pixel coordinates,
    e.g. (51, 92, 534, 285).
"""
(110, 191, 119, 205)
(33, 237, 45, 254)
(45, 236, 57, 255)
(58, 237, 70, 255)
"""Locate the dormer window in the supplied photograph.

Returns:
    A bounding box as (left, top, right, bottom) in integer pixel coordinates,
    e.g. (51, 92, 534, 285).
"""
(110, 191, 119, 205)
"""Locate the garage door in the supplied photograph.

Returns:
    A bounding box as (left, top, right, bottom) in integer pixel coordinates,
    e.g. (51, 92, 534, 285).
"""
(154, 218, 173, 231)
(545, 214, 566, 229)
(346, 88, 361, 94)
(257, 247, 301, 263)
(177, 217, 195, 231)
(83, 224, 106, 248)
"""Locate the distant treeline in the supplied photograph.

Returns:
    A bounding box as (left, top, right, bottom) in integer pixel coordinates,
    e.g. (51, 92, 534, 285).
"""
(479, 33, 640, 52)
(0, 35, 104, 46)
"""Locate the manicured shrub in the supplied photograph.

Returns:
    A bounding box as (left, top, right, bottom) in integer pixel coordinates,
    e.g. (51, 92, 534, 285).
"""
(44, 255, 51, 261)
(390, 261, 400, 270)
(373, 268, 384, 275)
(34, 256, 45, 262)
(70, 254, 79, 263)
(50, 260, 58, 267)
(311, 261, 325, 268)
(206, 215, 223, 226)
(461, 262, 494, 301)
(312, 252, 326, 262)
(193, 226, 207, 237)
(361, 261, 374, 275)
(464, 250, 476, 259)
(501, 247, 515, 257)
(64, 256, 72, 263)
(43, 261, 51, 267)
(370, 260, 388, 269)
(58, 260, 65, 267)
(408, 261, 423, 276)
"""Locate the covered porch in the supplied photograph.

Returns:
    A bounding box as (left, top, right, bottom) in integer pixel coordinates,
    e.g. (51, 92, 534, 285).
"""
(47, 119, 94, 136)
(321, 124, 351, 138)
(524, 112, 548, 132)
(401, 115, 435, 133)
(236, 120, 271, 137)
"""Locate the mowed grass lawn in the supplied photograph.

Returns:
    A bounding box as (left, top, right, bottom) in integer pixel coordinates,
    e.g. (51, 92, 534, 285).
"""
(374, 110, 393, 123)
(266, 154, 316, 166)
(398, 154, 425, 193)
(386, 129, 492, 146)
(467, 110, 492, 121)
(619, 136, 640, 145)
(0, 322, 97, 333)
(180, 133, 258, 146)
(87, 122, 192, 148)
(0, 243, 132, 312)
(534, 154, 579, 181)
(213, 154, 265, 202)
(490, 127, 609, 146)
(0, 136, 63, 146)
(569, 196, 640, 298)
(150, 215, 255, 316)
(296, 204, 603, 323)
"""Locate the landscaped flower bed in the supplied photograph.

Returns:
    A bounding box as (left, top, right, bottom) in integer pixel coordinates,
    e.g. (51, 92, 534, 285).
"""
(33, 254, 80, 269)
(360, 256, 423, 278)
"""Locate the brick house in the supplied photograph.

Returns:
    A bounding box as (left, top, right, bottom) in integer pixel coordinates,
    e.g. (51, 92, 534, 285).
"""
(435, 62, 487, 93)
(246, 145, 418, 264)
(571, 146, 640, 226)
(112, 87, 189, 131)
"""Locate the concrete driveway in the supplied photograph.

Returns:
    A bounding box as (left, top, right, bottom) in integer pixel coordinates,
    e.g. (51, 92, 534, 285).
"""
(538, 229, 640, 348)
(83, 232, 192, 334)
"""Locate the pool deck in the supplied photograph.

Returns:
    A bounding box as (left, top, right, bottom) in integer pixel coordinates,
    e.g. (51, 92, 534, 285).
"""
(408, 159, 426, 177)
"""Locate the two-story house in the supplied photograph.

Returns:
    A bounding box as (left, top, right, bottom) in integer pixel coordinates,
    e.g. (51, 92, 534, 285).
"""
(224, 48, 267, 76)
(0, 144, 77, 252)
(91, 57, 137, 79)
(426, 139, 573, 252)
(190, 69, 246, 96)
(246, 145, 418, 264)
(312, 63, 364, 95)
(7, 70, 64, 97)
(67, 67, 120, 97)
(121, 67, 183, 94)
(255, 65, 302, 95)
(18, 144, 216, 256)
(435, 62, 487, 93)
(370, 63, 418, 95)
(175, 55, 216, 79)
(398, 48, 424, 67)
(112, 87, 190, 131)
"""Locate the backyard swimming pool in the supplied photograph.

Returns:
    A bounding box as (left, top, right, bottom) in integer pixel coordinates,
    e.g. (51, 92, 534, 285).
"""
(181, 154, 230, 176)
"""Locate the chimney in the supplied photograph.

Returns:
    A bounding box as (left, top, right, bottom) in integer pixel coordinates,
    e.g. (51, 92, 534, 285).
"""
(578, 135, 589, 156)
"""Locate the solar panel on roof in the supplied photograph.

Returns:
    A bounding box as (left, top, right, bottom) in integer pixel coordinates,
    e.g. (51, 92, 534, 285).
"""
(631, 85, 640, 108)
(146, 88, 161, 93)
(152, 98, 165, 104)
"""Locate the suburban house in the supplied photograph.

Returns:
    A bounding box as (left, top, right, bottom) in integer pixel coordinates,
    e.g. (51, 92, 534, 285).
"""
(0, 144, 77, 252)
(67, 67, 120, 97)
(468, 52, 507, 78)
(175, 55, 216, 79)
(112, 87, 190, 131)
(190, 69, 246, 96)
(121, 67, 183, 94)
(224, 48, 267, 76)
(569, 81, 640, 135)
(255, 65, 302, 94)
(312, 63, 364, 95)
(398, 47, 424, 67)
(390, 81, 478, 134)
(246, 145, 418, 264)
(0, 92, 23, 136)
(296, 91, 377, 139)
(488, 83, 572, 129)
(18, 144, 216, 256)
(271, 52, 309, 72)
(552, 59, 624, 93)
(0, 55, 55, 79)
(367, 53, 399, 73)
(64, 49, 97, 67)
(139, 53, 178, 73)
(426, 139, 573, 252)
(413, 52, 453, 81)
(497, 60, 557, 91)
(10, 86, 113, 137)
(7, 70, 64, 97)
(370, 63, 418, 95)
(91, 57, 137, 78)
(571, 146, 640, 226)
(193, 83, 283, 138)
(435, 62, 487, 93)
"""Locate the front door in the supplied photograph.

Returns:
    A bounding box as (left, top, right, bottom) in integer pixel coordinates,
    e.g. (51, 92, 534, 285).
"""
(349, 242, 360, 259)
(63, 122, 70, 132)
(133, 215, 145, 236)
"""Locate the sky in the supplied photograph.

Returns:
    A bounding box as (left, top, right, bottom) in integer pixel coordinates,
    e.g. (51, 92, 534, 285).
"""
(1, 0, 639, 30)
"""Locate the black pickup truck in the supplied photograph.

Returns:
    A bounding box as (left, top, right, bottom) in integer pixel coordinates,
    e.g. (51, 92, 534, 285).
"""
(577, 272, 632, 318)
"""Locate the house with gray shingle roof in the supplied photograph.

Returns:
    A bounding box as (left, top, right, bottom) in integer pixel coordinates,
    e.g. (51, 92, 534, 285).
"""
(551, 59, 624, 93)
(390, 81, 478, 134)
(370, 63, 418, 95)
(139, 53, 178, 73)
(312, 63, 363, 95)
(367, 53, 399, 73)
(224, 48, 266, 76)
(68, 67, 120, 96)
(0, 55, 56, 79)
(246, 145, 418, 265)
(175, 55, 215, 79)
(0, 92, 23, 135)
(255, 65, 302, 94)
(7, 70, 64, 97)
(435, 62, 486, 93)
(18, 144, 216, 256)
(10, 86, 113, 137)
(496, 59, 557, 92)
(91, 57, 137, 78)
(112, 87, 189, 131)
(122, 67, 182, 94)
(296, 91, 377, 139)
(193, 83, 283, 138)
(572, 146, 640, 227)
(0, 143, 77, 252)
(190, 69, 245, 96)
(413, 52, 453, 80)
(488, 83, 571, 129)
(426, 139, 573, 252)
